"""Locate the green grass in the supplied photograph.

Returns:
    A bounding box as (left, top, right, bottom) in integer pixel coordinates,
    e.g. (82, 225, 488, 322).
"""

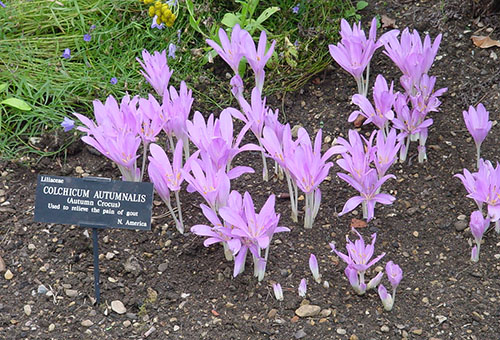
(0, 0, 356, 160)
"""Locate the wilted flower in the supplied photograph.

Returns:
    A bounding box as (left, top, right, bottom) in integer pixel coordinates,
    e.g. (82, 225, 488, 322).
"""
(62, 48, 71, 59)
(61, 117, 75, 132)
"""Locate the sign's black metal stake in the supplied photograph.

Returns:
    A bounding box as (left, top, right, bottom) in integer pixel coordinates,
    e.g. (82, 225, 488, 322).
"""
(91, 227, 101, 304)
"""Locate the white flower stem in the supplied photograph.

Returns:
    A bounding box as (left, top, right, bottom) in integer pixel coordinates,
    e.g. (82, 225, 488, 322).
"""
(174, 190, 184, 233)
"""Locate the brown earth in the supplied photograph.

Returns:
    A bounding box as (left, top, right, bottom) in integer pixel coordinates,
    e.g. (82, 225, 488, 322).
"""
(1, 0, 500, 339)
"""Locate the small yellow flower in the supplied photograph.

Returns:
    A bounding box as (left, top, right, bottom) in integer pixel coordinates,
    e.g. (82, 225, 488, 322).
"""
(154, 1, 162, 9)
(156, 16, 162, 24)
(148, 6, 155, 17)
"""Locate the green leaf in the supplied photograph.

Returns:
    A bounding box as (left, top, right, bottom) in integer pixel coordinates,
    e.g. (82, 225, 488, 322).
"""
(186, 0, 194, 15)
(0, 83, 8, 93)
(255, 7, 280, 26)
(357, 1, 369, 10)
(221, 13, 240, 28)
(1, 98, 32, 111)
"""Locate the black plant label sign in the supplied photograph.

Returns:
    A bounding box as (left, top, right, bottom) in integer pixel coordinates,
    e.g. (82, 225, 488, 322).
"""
(34, 175, 153, 231)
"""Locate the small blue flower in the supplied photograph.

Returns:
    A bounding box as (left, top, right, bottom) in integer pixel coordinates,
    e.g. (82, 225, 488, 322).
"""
(168, 43, 177, 59)
(110, 77, 117, 85)
(0, 1, 6, 8)
(61, 117, 75, 132)
(62, 48, 71, 59)
(83, 34, 91, 42)
(151, 15, 164, 30)
(292, 4, 300, 14)
(90, 24, 96, 31)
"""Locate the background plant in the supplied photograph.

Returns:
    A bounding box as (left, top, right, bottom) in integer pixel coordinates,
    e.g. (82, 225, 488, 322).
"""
(0, 0, 357, 160)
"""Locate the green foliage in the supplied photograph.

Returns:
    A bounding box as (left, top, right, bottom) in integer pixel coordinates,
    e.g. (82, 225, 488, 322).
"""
(0, 0, 354, 160)
(344, 1, 369, 21)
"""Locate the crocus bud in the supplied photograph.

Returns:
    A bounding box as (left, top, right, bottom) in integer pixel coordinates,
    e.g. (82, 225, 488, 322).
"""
(230, 75, 244, 100)
(470, 210, 489, 241)
(385, 261, 403, 290)
(367, 271, 384, 290)
(273, 283, 283, 301)
(298, 278, 307, 297)
(309, 254, 321, 283)
(378, 284, 394, 311)
(345, 266, 365, 295)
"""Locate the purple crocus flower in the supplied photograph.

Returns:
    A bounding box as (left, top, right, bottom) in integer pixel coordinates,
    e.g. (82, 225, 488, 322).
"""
(110, 77, 118, 85)
(309, 254, 321, 283)
(83, 34, 91, 42)
(330, 229, 386, 273)
(182, 155, 230, 212)
(219, 192, 289, 280)
(241, 29, 276, 92)
(385, 261, 403, 289)
(338, 169, 395, 221)
(383, 28, 442, 90)
(0, 1, 5, 8)
(186, 109, 260, 172)
(349, 74, 396, 130)
(137, 49, 173, 97)
(62, 48, 71, 59)
(298, 278, 307, 297)
(72, 95, 144, 182)
(329, 18, 398, 97)
(148, 141, 186, 233)
(206, 24, 245, 74)
(378, 284, 394, 311)
(469, 210, 490, 262)
(330, 229, 386, 295)
(287, 128, 338, 228)
(463, 103, 492, 169)
(374, 128, 401, 178)
(61, 117, 75, 132)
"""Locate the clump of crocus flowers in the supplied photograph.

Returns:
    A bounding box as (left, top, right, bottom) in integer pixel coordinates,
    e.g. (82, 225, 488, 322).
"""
(336, 129, 398, 221)
(331, 229, 386, 295)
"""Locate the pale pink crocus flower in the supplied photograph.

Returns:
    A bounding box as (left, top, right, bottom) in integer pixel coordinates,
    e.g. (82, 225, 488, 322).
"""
(463, 103, 492, 169)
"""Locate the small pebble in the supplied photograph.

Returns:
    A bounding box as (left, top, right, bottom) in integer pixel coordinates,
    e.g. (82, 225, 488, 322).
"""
(413, 231, 419, 237)
(337, 328, 347, 335)
(111, 300, 127, 314)
(37, 285, 48, 294)
(48, 324, 55, 332)
(4, 269, 13, 280)
(295, 329, 307, 339)
(454, 220, 467, 231)
(381, 325, 389, 332)
(65, 289, 78, 297)
(457, 214, 466, 220)
(28, 244, 36, 251)
(173, 325, 180, 331)
(81, 320, 93, 327)
(412, 329, 423, 335)
(105, 252, 115, 260)
(123, 320, 131, 327)
(23, 305, 31, 316)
